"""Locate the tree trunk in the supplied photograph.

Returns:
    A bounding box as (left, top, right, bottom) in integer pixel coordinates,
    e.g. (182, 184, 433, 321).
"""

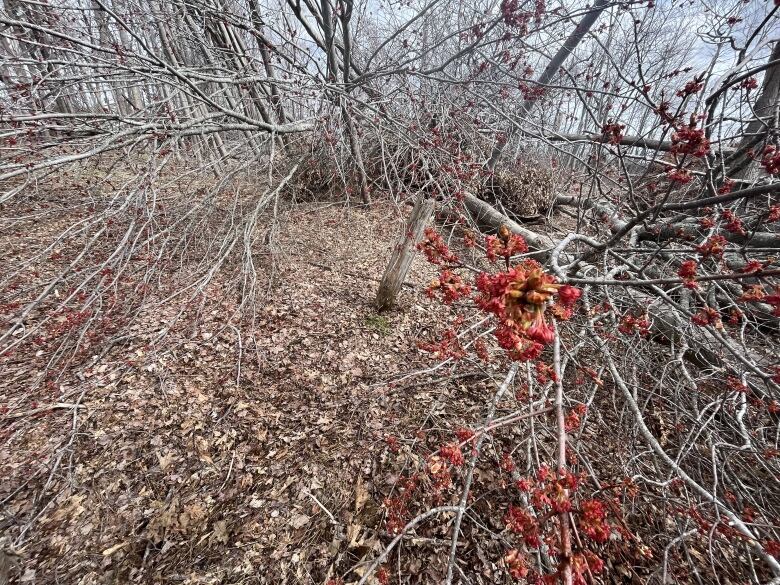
(375, 195, 435, 311)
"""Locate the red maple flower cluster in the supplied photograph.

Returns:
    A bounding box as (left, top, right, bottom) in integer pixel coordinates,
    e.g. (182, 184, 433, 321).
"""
(439, 442, 466, 466)
(678, 259, 698, 288)
(676, 78, 704, 97)
(618, 312, 651, 336)
(670, 122, 711, 157)
(503, 549, 528, 580)
(766, 286, 780, 316)
(426, 269, 472, 304)
(696, 234, 727, 257)
(505, 467, 611, 582)
(601, 121, 625, 145)
(667, 168, 692, 184)
(476, 259, 575, 346)
(692, 306, 723, 329)
(417, 327, 465, 359)
(417, 227, 459, 265)
(486, 229, 529, 263)
(721, 209, 746, 236)
(760, 145, 780, 175)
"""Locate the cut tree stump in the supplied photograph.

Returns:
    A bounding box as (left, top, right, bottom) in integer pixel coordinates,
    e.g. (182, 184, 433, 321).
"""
(375, 194, 435, 311)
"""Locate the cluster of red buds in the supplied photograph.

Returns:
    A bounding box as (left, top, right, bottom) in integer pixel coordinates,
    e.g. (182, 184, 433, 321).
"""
(476, 253, 581, 346)
(670, 119, 711, 157)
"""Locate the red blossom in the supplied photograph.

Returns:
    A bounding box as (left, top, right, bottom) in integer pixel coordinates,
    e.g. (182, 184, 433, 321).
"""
(721, 209, 746, 236)
(760, 145, 780, 175)
(504, 549, 529, 580)
(740, 77, 758, 90)
(692, 307, 723, 329)
(601, 121, 625, 145)
(696, 235, 728, 257)
(671, 123, 711, 157)
(417, 227, 459, 265)
(505, 505, 541, 547)
(667, 168, 693, 184)
(676, 79, 704, 97)
(678, 259, 698, 288)
(579, 499, 610, 543)
(439, 442, 465, 466)
(739, 284, 765, 303)
(426, 269, 472, 304)
(557, 284, 582, 306)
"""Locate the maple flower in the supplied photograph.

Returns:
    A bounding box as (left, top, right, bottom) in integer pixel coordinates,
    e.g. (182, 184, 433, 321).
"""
(671, 122, 710, 157)
(738, 285, 765, 303)
(760, 145, 780, 175)
(557, 284, 582, 306)
(426, 269, 471, 304)
(601, 121, 625, 145)
(439, 442, 465, 466)
(667, 168, 693, 184)
(505, 505, 541, 547)
(678, 259, 698, 288)
(485, 225, 528, 263)
(526, 312, 555, 344)
(579, 499, 610, 543)
(417, 227, 459, 265)
(696, 235, 727, 258)
(721, 209, 746, 236)
(504, 549, 529, 580)
(692, 307, 723, 329)
(765, 286, 780, 316)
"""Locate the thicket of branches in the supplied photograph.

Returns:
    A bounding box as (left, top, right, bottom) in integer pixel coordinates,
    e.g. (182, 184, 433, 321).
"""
(1, 0, 779, 582)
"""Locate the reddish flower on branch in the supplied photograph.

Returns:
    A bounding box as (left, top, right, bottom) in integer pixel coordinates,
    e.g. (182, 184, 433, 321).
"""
(766, 286, 780, 316)
(455, 427, 475, 443)
(439, 442, 466, 466)
(692, 307, 723, 329)
(417, 328, 466, 359)
(601, 121, 625, 145)
(557, 284, 582, 306)
(721, 209, 746, 235)
(726, 376, 749, 394)
(579, 499, 610, 543)
(768, 205, 780, 222)
(504, 549, 529, 580)
(740, 77, 758, 90)
(718, 179, 735, 194)
(667, 168, 692, 184)
(485, 226, 529, 263)
(505, 505, 541, 547)
(760, 145, 780, 175)
(696, 235, 728, 257)
(671, 122, 711, 157)
(676, 78, 704, 97)
(741, 260, 763, 273)
(426, 269, 472, 304)
(738, 284, 765, 303)
(417, 227, 459, 265)
(678, 259, 698, 288)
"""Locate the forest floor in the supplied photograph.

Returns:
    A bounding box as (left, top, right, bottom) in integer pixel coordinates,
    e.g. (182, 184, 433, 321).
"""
(1, 198, 543, 584)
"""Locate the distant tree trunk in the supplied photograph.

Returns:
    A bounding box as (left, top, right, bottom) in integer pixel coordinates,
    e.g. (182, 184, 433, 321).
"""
(375, 195, 435, 311)
(338, 0, 370, 204)
(729, 41, 780, 181)
(486, 0, 611, 169)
